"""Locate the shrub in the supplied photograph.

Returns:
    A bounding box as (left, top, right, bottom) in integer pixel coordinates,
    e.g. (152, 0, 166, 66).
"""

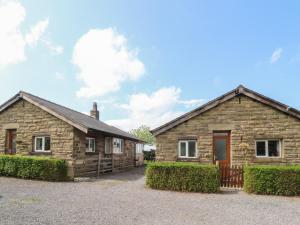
(0, 154, 68, 181)
(146, 162, 220, 193)
(244, 165, 300, 196)
(143, 150, 155, 161)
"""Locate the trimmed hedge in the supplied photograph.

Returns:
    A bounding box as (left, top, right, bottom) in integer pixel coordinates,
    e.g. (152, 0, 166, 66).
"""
(244, 165, 300, 196)
(0, 155, 68, 181)
(146, 162, 220, 193)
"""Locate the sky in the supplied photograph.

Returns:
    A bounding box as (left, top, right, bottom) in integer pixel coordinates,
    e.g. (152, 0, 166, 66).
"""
(1, 0, 300, 131)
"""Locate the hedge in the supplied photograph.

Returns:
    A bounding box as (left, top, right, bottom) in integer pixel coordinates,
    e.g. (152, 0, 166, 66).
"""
(0, 155, 68, 181)
(146, 162, 220, 193)
(244, 165, 300, 196)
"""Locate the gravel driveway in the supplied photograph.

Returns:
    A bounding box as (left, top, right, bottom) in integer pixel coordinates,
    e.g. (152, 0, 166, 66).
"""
(0, 167, 300, 225)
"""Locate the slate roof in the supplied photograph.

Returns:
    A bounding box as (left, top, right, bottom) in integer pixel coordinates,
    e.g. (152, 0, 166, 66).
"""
(151, 85, 300, 136)
(0, 91, 141, 141)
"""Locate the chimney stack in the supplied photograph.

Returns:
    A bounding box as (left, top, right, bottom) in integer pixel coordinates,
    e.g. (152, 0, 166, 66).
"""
(90, 102, 100, 120)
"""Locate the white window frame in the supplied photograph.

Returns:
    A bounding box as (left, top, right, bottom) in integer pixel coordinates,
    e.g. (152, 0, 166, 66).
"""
(113, 138, 124, 154)
(34, 136, 51, 152)
(255, 139, 281, 158)
(85, 137, 96, 153)
(178, 140, 197, 158)
(105, 137, 112, 154)
(136, 143, 144, 154)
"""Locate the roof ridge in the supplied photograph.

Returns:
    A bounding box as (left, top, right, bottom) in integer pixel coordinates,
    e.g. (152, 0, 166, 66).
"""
(151, 85, 300, 135)
(18, 91, 139, 140)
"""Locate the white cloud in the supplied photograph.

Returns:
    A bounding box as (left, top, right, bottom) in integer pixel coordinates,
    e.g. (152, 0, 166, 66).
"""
(0, 0, 26, 66)
(106, 87, 206, 131)
(25, 19, 48, 46)
(43, 39, 64, 55)
(0, 0, 63, 67)
(270, 48, 283, 64)
(72, 28, 145, 98)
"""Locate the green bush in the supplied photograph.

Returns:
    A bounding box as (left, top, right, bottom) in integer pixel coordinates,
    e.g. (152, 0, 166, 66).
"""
(146, 162, 220, 193)
(143, 150, 155, 161)
(0, 155, 68, 181)
(244, 165, 300, 196)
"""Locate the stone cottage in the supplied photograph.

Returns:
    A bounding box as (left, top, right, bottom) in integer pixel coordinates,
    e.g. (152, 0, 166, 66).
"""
(152, 85, 300, 166)
(0, 91, 144, 178)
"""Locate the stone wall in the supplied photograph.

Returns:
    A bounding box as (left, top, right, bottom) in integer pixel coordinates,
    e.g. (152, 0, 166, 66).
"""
(135, 153, 144, 167)
(0, 99, 140, 178)
(0, 100, 75, 177)
(73, 129, 136, 176)
(155, 95, 300, 165)
(112, 139, 135, 171)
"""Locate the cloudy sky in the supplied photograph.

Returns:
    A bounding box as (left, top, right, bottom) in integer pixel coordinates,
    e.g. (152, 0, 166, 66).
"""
(1, 0, 300, 131)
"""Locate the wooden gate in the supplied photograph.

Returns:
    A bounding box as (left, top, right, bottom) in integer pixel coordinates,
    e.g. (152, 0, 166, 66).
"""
(220, 165, 243, 188)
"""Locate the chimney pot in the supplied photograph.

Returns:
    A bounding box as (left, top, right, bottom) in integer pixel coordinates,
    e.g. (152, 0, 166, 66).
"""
(90, 102, 100, 120)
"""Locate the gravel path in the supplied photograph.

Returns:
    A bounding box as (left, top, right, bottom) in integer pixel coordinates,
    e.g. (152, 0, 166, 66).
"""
(0, 167, 300, 225)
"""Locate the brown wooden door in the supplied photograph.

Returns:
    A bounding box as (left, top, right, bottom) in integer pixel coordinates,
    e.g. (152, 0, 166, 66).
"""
(213, 132, 230, 166)
(6, 130, 17, 155)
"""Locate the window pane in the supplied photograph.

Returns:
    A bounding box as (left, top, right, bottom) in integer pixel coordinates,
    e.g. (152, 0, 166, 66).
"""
(36, 138, 43, 150)
(113, 138, 122, 153)
(120, 139, 124, 152)
(85, 138, 89, 151)
(268, 140, 279, 157)
(188, 141, 196, 157)
(90, 138, 95, 152)
(256, 141, 266, 156)
(215, 139, 226, 160)
(180, 142, 186, 156)
(45, 137, 50, 151)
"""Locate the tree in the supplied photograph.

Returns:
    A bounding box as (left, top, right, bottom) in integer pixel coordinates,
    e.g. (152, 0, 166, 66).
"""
(130, 125, 155, 145)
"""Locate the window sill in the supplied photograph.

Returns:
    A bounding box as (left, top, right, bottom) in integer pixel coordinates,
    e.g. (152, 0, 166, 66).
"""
(176, 157, 199, 162)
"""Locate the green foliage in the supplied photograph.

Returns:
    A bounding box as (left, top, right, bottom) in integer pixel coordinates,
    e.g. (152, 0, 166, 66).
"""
(143, 150, 155, 161)
(0, 154, 68, 181)
(146, 162, 220, 193)
(244, 165, 300, 196)
(130, 125, 155, 144)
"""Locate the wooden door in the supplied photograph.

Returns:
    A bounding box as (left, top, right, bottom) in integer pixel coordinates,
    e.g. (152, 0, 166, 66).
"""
(6, 130, 17, 155)
(213, 132, 230, 166)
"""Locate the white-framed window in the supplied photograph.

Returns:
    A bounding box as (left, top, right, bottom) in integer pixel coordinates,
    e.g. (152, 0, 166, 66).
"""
(85, 137, 96, 153)
(255, 140, 281, 158)
(34, 136, 51, 152)
(178, 140, 197, 158)
(113, 138, 124, 154)
(136, 143, 144, 154)
(105, 137, 112, 154)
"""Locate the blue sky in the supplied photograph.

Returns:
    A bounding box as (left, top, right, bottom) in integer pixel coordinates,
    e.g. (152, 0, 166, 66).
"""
(1, 0, 300, 131)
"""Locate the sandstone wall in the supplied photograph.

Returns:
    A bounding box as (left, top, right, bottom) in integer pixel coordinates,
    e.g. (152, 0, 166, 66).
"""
(0, 100, 75, 176)
(155, 95, 300, 165)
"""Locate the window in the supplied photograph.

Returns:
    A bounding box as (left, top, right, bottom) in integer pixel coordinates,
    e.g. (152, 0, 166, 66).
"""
(85, 137, 96, 153)
(255, 140, 281, 157)
(105, 137, 112, 154)
(178, 140, 197, 158)
(136, 143, 144, 154)
(34, 136, 50, 152)
(113, 138, 124, 154)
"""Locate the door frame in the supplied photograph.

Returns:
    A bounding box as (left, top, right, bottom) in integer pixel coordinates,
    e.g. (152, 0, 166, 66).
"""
(6, 129, 17, 155)
(213, 131, 231, 166)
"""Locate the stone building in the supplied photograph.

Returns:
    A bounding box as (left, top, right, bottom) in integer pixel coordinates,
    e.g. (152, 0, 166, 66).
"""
(0, 91, 143, 178)
(152, 85, 300, 166)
